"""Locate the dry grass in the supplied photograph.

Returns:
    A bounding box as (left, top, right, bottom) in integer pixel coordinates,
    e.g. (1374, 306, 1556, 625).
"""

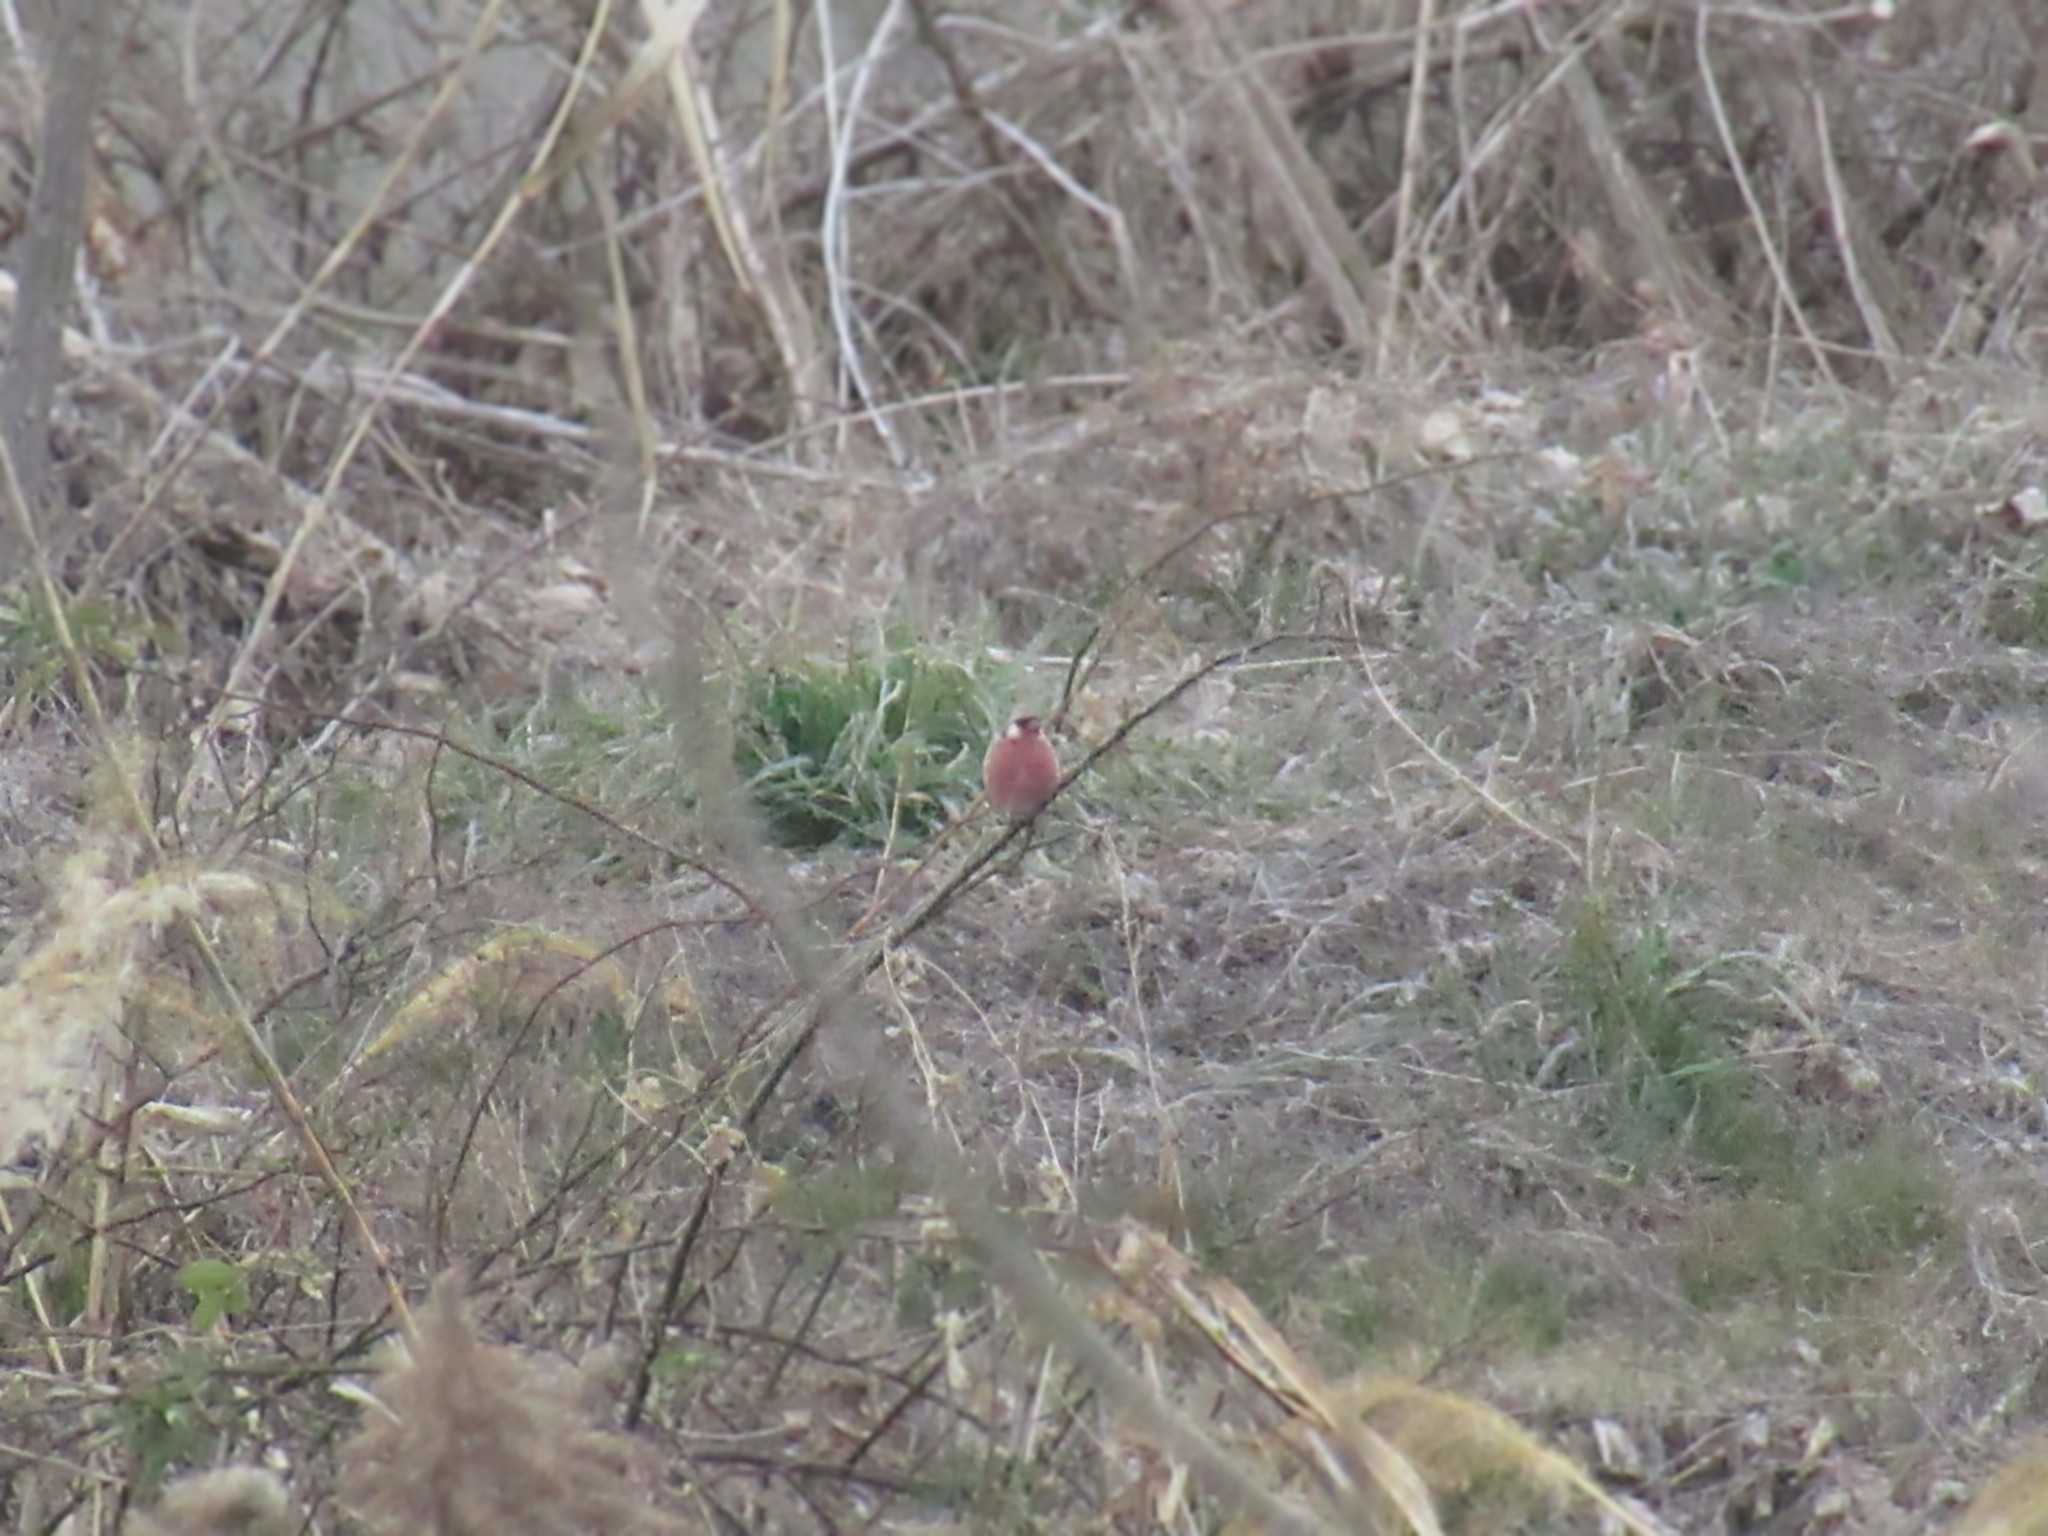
(340, 1272, 684, 1534)
(3, 0, 2048, 1532)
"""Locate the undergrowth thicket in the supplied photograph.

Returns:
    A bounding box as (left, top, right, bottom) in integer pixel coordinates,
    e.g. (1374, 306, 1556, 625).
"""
(2, 1, 2047, 1533)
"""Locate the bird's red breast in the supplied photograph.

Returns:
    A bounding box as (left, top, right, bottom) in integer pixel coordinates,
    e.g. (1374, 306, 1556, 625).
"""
(983, 715, 1060, 820)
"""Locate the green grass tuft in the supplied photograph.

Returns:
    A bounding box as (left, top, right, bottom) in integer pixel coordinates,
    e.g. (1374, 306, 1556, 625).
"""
(1557, 904, 1791, 1184)
(0, 590, 155, 722)
(1981, 560, 2048, 649)
(736, 630, 989, 847)
(1473, 1254, 1572, 1353)
(1677, 1129, 1952, 1309)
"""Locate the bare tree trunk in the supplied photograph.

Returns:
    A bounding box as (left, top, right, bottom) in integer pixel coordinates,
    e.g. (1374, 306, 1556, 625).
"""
(0, 0, 115, 565)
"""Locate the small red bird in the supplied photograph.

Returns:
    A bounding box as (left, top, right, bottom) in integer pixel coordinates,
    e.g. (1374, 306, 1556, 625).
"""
(983, 715, 1060, 820)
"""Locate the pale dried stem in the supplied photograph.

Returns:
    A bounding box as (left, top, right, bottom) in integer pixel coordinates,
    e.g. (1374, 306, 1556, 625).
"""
(1812, 93, 1900, 382)
(1162, 0, 1379, 353)
(0, 0, 111, 562)
(1420, 0, 1623, 256)
(1381, 0, 1438, 373)
(821, 0, 915, 471)
(639, 0, 829, 443)
(1555, 25, 1720, 333)
(1695, 5, 1842, 391)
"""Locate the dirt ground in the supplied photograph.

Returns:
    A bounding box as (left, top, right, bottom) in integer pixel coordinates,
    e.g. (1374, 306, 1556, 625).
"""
(6, 345, 2048, 1532)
